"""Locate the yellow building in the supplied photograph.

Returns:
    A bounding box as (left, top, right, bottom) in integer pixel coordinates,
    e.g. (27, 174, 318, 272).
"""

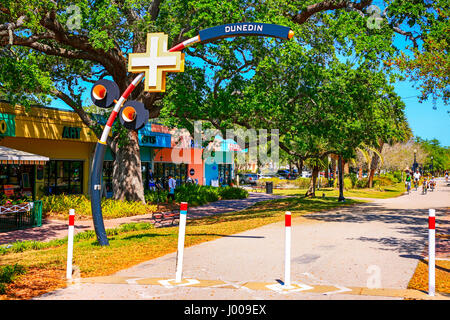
(0, 102, 97, 199)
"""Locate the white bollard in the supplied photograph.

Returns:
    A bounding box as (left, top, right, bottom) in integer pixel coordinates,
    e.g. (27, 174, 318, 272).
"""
(428, 209, 436, 296)
(66, 209, 75, 280)
(175, 202, 188, 283)
(284, 211, 291, 288)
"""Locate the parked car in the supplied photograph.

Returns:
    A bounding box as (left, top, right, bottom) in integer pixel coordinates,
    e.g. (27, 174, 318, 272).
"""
(238, 173, 259, 184)
(258, 173, 278, 179)
(277, 169, 290, 177)
(301, 171, 312, 178)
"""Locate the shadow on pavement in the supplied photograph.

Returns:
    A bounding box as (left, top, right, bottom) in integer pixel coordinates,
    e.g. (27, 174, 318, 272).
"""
(303, 202, 449, 257)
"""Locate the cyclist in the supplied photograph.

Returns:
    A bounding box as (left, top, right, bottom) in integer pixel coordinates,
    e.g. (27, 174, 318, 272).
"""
(429, 176, 436, 191)
(405, 171, 412, 194)
(422, 176, 428, 194)
(413, 170, 421, 190)
(446, 171, 449, 183)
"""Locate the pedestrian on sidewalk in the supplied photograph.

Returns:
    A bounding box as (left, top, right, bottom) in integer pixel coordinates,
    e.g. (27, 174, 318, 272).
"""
(167, 175, 176, 204)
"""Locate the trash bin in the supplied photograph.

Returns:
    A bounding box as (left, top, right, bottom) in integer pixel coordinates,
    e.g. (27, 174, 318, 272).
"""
(265, 181, 273, 194)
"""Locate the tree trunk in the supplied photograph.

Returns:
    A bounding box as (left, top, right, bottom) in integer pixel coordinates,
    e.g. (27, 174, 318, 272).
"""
(305, 165, 319, 197)
(296, 159, 303, 176)
(338, 155, 345, 201)
(111, 130, 145, 203)
(368, 143, 384, 188)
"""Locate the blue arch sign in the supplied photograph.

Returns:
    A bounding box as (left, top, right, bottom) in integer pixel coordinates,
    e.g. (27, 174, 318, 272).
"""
(199, 22, 294, 43)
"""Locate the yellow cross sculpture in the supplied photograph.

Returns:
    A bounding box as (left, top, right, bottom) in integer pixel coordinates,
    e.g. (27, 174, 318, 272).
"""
(128, 33, 185, 92)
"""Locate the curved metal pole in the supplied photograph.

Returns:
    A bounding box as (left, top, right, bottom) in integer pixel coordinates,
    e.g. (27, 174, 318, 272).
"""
(90, 73, 144, 245)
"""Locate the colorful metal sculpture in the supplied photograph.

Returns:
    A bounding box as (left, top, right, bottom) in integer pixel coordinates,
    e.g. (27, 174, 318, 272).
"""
(90, 23, 294, 245)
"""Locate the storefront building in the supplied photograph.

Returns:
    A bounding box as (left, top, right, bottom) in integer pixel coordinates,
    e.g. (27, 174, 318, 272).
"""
(1, 102, 237, 200)
(102, 122, 172, 197)
(204, 135, 241, 186)
(0, 102, 96, 199)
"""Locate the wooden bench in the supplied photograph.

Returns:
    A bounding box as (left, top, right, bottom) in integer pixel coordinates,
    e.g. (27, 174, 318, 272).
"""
(152, 212, 180, 227)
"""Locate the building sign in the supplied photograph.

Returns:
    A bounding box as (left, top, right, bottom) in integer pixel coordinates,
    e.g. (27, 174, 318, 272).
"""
(141, 135, 157, 144)
(199, 23, 293, 43)
(0, 113, 15, 137)
(62, 126, 82, 139)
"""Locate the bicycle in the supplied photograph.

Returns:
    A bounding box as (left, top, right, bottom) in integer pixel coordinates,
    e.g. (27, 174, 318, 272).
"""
(422, 180, 428, 195)
(406, 181, 411, 194)
(413, 179, 419, 191)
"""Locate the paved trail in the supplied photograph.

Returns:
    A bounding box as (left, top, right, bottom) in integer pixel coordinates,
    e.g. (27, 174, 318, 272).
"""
(36, 179, 449, 300)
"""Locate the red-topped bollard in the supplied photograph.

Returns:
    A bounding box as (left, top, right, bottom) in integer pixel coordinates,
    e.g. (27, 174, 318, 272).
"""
(284, 211, 292, 288)
(175, 202, 188, 283)
(428, 209, 436, 296)
(66, 209, 75, 280)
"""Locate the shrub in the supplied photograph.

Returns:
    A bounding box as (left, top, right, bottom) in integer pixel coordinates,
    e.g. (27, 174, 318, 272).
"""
(259, 177, 311, 189)
(144, 190, 168, 204)
(41, 194, 157, 219)
(218, 187, 249, 199)
(356, 178, 368, 189)
(345, 173, 358, 188)
(290, 178, 312, 189)
(0, 264, 26, 294)
(373, 176, 395, 187)
(174, 184, 220, 206)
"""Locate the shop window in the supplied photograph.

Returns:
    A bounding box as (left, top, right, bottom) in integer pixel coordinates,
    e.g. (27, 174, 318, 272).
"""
(102, 161, 114, 195)
(153, 162, 188, 187)
(0, 164, 35, 198)
(44, 160, 84, 195)
(218, 164, 232, 186)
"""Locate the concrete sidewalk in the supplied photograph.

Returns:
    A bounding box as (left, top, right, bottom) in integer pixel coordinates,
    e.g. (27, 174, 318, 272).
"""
(36, 179, 449, 300)
(0, 192, 283, 245)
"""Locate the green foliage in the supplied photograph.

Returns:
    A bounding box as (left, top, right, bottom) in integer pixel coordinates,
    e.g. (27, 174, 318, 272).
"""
(373, 176, 396, 187)
(259, 177, 311, 189)
(174, 184, 220, 206)
(346, 173, 358, 188)
(144, 190, 169, 204)
(41, 194, 157, 219)
(0, 264, 26, 294)
(0, 193, 32, 206)
(380, 172, 402, 183)
(218, 186, 248, 200)
(356, 178, 369, 189)
(415, 137, 450, 173)
(333, 177, 353, 190)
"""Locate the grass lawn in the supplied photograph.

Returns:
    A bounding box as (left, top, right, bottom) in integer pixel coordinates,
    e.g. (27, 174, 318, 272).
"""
(408, 259, 450, 294)
(0, 196, 361, 299)
(272, 183, 406, 199)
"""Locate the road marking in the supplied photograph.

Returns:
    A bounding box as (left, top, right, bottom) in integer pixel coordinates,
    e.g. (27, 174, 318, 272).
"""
(78, 275, 448, 300)
(265, 282, 314, 294)
(126, 277, 147, 285)
(323, 285, 352, 295)
(158, 278, 200, 289)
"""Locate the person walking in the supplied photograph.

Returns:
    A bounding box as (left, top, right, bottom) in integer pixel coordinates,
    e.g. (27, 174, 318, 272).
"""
(148, 169, 156, 191)
(167, 174, 177, 204)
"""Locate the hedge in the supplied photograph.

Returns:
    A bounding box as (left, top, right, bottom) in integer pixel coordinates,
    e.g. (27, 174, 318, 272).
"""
(41, 194, 157, 219)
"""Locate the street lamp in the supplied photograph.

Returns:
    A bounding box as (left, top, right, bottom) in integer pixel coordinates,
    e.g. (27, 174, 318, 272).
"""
(431, 156, 434, 176)
(413, 149, 418, 172)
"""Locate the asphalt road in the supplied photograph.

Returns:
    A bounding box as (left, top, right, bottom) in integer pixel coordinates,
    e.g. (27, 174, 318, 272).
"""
(36, 179, 449, 300)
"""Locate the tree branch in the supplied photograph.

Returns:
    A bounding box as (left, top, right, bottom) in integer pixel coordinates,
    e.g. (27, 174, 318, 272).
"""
(292, 0, 373, 24)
